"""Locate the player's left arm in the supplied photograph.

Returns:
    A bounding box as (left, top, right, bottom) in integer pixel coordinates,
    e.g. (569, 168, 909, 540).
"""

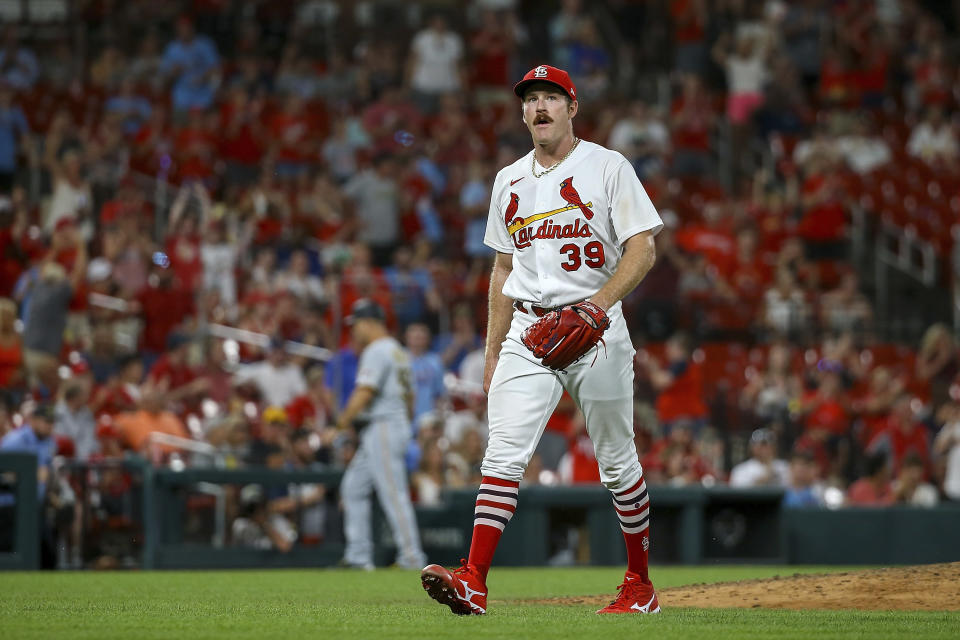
(335, 385, 377, 431)
(588, 231, 656, 311)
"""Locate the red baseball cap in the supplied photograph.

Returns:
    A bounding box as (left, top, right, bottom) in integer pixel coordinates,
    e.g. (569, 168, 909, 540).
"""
(513, 65, 577, 101)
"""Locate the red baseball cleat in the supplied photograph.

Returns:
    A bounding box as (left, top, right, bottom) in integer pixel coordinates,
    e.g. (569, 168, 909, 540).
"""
(596, 571, 661, 614)
(420, 559, 488, 615)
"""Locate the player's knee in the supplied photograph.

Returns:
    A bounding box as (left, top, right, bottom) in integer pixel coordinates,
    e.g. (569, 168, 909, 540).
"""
(599, 460, 644, 493)
(479, 456, 525, 483)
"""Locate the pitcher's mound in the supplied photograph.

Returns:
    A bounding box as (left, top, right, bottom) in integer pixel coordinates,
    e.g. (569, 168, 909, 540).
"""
(541, 562, 960, 611)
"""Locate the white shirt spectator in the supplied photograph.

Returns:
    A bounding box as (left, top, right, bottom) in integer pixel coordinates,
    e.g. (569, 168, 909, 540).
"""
(730, 457, 791, 488)
(409, 26, 464, 94)
(201, 242, 238, 308)
(907, 121, 958, 163)
(726, 54, 768, 94)
(234, 361, 307, 407)
(54, 399, 98, 460)
(836, 135, 892, 174)
(608, 109, 670, 157)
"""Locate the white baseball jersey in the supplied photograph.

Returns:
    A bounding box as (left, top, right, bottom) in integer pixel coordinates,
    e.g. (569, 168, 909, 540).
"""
(483, 140, 663, 309)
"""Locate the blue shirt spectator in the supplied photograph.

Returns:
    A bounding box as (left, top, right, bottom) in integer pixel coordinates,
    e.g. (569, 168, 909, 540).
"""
(161, 18, 220, 112)
(105, 78, 153, 136)
(404, 323, 446, 423)
(0, 405, 56, 501)
(383, 248, 435, 328)
(0, 87, 29, 176)
(325, 346, 359, 410)
(0, 32, 39, 90)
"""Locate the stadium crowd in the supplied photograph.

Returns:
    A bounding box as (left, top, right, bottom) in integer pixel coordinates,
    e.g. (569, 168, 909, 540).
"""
(3, 0, 960, 561)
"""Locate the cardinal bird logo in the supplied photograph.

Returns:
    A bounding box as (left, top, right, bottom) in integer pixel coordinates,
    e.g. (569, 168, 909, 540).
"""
(504, 192, 522, 227)
(559, 177, 593, 220)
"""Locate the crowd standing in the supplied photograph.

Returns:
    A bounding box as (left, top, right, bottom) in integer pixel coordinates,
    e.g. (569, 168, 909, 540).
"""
(2, 0, 960, 561)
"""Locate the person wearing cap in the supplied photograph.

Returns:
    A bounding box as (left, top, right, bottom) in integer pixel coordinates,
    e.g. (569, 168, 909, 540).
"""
(337, 298, 426, 570)
(1, 403, 56, 499)
(421, 64, 663, 616)
(729, 428, 790, 488)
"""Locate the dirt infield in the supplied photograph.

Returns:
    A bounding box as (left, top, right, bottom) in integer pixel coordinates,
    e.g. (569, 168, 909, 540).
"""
(539, 563, 960, 611)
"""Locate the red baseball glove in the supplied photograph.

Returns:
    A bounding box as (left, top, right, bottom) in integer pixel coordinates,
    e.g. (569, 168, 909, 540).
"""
(520, 301, 610, 371)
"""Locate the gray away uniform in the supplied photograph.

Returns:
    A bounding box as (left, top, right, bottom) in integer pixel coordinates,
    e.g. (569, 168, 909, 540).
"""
(341, 336, 426, 569)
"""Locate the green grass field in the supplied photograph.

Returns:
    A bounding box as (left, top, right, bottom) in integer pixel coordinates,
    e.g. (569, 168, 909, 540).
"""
(1, 566, 956, 640)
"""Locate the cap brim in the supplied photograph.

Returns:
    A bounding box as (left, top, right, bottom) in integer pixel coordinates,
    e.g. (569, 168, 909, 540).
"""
(513, 79, 574, 100)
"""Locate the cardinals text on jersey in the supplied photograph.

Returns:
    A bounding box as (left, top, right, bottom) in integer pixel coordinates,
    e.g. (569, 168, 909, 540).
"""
(483, 140, 663, 309)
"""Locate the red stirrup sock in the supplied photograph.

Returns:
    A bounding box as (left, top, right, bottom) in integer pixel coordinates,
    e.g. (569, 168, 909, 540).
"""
(611, 475, 651, 581)
(467, 476, 519, 580)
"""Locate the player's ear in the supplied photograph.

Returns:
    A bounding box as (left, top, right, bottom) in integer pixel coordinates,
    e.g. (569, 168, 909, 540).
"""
(569, 99, 578, 119)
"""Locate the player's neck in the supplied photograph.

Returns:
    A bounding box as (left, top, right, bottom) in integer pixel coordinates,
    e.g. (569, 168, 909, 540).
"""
(534, 132, 577, 168)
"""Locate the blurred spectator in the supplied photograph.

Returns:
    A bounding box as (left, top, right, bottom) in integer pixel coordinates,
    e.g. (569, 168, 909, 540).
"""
(274, 249, 326, 307)
(234, 338, 308, 409)
(161, 16, 220, 113)
(0, 27, 39, 90)
(343, 154, 401, 265)
(729, 428, 790, 488)
(933, 402, 960, 501)
(549, 0, 590, 70)
(740, 343, 801, 426)
(906, 105, 957, 166)
(641, 332, 708, 433)
(113, 389, 190, 454)
(405, 323, 446, 424)
(413, 437, 466, 506)
(607, 101, 669, 179)
(0, 297, 23, 394)
(855, 366, 905, 448)
(642, 421, 715, 486)
(892, 453, 938, 507)
(669, 75, 715, 177)
(847, 452, 894, 506)
(915, 323, 958, 413)
(819, 272, 872, 333)
(0, 83, 30, 191)
(147, 332, 206, 406)
(835, 116, 891, 175)
(783, 449, 825, 508)
(247, 406, 291, 468)
(712, 32, 771, 127)
(435, 303, 483, 374)
(869, 394, 931, 479)
(231, 484, 295, 552)
(285, 366, 336, 433)
(762, 267, 809, 338)
(384, 247, 439, 328)
(19, 253, 87, 391)
(54, 380, 97, 460)
(406, 13, 465, 112)
(43, 147, 93, 236)
(273, 430, 328, 544)
(0, 403, 55, 498)
(557, 412, 602, 485)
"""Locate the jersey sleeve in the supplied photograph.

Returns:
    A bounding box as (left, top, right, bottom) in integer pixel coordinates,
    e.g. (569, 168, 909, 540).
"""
(606, 158, 663, 245)
(355, 342, 389, 390)
(483, 169, 514, 253)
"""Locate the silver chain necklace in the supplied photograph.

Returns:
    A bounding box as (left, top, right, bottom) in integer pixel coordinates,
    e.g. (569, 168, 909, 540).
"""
(531, 137, 580, 179)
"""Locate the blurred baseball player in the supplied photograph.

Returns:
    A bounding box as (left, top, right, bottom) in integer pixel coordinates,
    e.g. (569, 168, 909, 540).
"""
(338, 299, 426, 570)
(421, 65, 662, 615)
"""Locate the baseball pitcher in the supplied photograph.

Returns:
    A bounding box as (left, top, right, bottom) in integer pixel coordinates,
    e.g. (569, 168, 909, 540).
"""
(338, 299, 426, 570)
(421, 65, 662, 615)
